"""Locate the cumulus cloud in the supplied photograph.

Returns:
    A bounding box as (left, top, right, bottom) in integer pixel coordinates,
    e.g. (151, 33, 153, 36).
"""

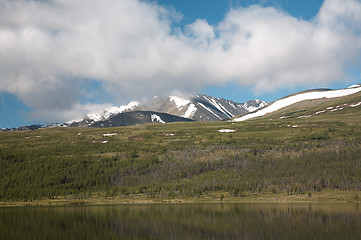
(1, 0, 361, 122)
(27, 102, 114, 123)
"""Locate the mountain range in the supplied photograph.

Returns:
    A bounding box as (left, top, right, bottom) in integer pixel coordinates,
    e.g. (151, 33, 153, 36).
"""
(3, 84, 361, 131)
(70, 94, 267, 126)
(2, 94, 267, 130)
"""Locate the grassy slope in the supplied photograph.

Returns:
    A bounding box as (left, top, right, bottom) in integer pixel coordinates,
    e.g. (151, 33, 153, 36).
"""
(1, 92, 361, 205)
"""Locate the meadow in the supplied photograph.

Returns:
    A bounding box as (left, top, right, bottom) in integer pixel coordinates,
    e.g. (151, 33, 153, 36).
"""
(1, 93, 361, 205)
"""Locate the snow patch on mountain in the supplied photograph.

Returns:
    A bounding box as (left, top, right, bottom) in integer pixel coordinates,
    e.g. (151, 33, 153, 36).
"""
(103, 133, 117, 137)
(243, 99, 268, 112)
(229, 102, 237, 109)
(170, 96, 191, 110)
(351, 102, 361, 107)
(218, 129, 236, 133)
(151, 114, 165, 124)
(348, 84, 361, 89)
(74, 101, 139, 123)
(202, 96, 234, 117)
(182, 103, 197, 118)
(315, 110, 326, 115)
(234, 85, 361, 122)
(198, 103, 222, 120)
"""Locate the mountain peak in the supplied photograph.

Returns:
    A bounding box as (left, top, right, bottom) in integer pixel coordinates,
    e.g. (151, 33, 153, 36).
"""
(68, 93, 268, 126)
(169, 96, 191, 110)
(69, 101, 140, 123)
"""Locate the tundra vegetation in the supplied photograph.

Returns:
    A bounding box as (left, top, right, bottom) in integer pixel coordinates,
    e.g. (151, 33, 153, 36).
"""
(0, 94, 361, 204)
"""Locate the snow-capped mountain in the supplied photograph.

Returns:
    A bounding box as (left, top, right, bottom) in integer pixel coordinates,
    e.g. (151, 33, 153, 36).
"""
(233, 84, 361, 122)
(84, 101, 139, 122)
(67, 94, 267, 126)
(2, 94, 267, 131)
(133, 94, 267, 121)
(4, 84, 361, 131)
(81, 94, 267, 127)
(67, 101, 140, 126)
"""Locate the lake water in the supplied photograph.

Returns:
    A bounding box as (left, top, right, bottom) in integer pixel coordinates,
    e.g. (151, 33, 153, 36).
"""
(1, 203, 360, 239)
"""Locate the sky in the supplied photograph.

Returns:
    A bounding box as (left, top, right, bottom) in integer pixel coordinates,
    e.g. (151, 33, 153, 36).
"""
(1, 0, 361, 128)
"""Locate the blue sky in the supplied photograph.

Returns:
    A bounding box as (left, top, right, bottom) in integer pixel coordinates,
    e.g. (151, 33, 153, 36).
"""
(158, 0, 323, 24)
(1, 0, 361, 128)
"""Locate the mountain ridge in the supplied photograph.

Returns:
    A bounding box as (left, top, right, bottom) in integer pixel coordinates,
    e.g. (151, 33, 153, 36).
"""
(68, 94, 267, 128)
(233, 84, 361, 122)
(4, 84, 361, 131)
(90, 111, 194, 128)
(1, 94, 267, 131)
(78, 94, 267, 123)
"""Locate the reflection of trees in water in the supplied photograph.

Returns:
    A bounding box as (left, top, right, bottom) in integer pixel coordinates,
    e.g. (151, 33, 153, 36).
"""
(1, 204, 361, 240)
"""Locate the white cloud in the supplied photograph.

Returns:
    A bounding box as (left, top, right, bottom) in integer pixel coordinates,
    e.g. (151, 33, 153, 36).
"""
(1, 0, 361, 122)
(27, 102, 114, 124)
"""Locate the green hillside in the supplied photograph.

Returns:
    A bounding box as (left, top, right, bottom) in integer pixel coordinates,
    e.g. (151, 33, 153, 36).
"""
(1, 92, 361, 204)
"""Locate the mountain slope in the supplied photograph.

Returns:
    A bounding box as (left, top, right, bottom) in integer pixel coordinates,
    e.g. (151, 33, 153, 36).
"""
(90, 111, 194, 128)
(66, 94, 267, 127)
(130, 94, 267, 121)
(233, 84, 361, 122)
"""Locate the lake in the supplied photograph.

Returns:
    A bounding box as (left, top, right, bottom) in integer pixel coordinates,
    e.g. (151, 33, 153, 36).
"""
(1, 203, 360, 239)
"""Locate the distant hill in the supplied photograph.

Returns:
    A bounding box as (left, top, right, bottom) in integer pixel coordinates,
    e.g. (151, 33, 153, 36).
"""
(233, 84, 361, 122)
(90, 111, 194, 128)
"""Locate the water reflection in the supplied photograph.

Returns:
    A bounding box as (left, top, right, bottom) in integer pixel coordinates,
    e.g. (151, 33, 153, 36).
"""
(0, 203, 360, 239)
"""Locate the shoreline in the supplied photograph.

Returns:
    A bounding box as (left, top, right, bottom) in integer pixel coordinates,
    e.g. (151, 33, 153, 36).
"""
(1, 190, 360, 207)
